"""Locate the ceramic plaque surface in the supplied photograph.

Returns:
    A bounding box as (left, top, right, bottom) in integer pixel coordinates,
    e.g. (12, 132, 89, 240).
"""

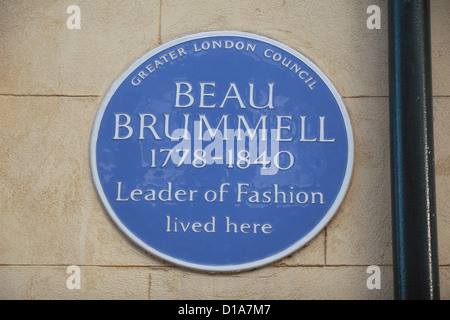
(91, 31, 353, 271)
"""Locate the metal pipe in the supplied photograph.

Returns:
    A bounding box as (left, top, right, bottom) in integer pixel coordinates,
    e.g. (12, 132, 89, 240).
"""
(388, 0, 440, 299)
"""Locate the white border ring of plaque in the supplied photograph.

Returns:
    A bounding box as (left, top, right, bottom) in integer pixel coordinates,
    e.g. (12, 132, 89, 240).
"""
(91, 31, 354, 272)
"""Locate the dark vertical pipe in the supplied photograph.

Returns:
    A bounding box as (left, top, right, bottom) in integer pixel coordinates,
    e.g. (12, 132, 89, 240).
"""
(388, 0, 440, 299)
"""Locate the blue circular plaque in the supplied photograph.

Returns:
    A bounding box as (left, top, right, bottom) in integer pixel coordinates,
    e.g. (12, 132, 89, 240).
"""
(91, 31, 353, 271)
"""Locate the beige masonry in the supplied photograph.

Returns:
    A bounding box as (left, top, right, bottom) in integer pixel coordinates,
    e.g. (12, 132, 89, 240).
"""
(0, 0, 449, 299)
